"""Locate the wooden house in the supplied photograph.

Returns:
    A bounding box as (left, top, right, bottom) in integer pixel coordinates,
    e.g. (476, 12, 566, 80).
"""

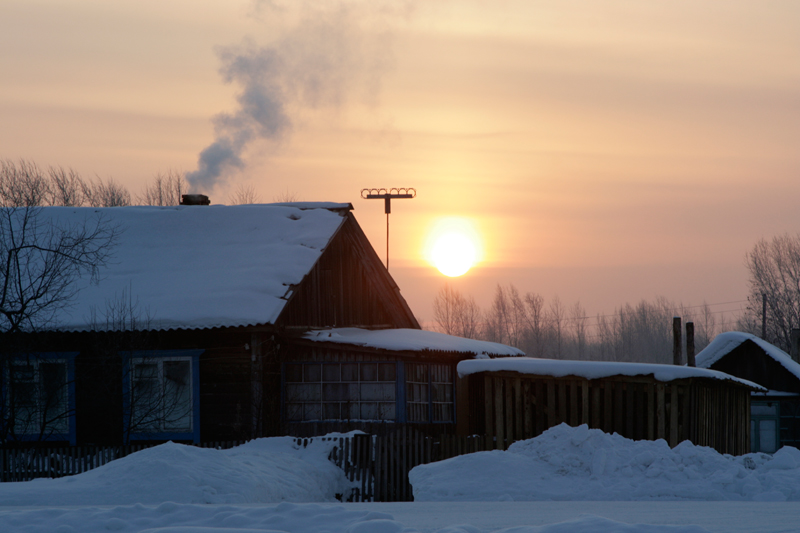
(696, 331, 800, 453)
(0, 202, 521, 446)
(456, 357, 763, 455)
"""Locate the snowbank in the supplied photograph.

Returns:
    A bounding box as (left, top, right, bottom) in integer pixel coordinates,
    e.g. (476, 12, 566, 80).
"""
(0, 436, 355, 506)
(410, 423, 800, 501)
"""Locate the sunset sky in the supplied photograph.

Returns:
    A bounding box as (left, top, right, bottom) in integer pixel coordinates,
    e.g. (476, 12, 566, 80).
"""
(2, 0, 799, 329)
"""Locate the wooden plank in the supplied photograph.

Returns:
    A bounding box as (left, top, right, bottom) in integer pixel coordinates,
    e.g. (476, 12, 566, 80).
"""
(523, 381, 533, 438)
(505, 377, 515, 442)
(484, 376, 494, 438)
(625, 384, 634, 439)
(656, 383, 666, 441)
(569, 381, 579, 427)
(591, 386, 601, 430)
(547, 380, 556, 429)
(514, 378, 523, 438)
(581, 381, 589, 425)
(669, 384, 679, 447)
(604, 382, 613, 433)
(494, 378, 505, 448)
(647, 385, 655, 441)
(558, 381, 567, 425)
(614, 385, 624, 435)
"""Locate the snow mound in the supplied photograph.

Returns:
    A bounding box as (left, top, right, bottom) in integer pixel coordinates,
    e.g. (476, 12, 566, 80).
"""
(410, 423, 800, 501)
(0, 436, 356, 506)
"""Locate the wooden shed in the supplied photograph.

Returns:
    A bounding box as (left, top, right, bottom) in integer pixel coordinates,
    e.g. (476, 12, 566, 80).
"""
(456, 358, 764, 455)
(696, 331, 800, 453)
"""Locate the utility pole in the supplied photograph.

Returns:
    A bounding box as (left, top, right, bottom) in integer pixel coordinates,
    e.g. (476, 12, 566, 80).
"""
(361, 188, 416, 271)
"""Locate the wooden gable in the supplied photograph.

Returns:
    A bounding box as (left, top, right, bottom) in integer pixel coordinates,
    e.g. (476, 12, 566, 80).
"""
(277, 213, 419, 330)
(707, 339, 800, 394)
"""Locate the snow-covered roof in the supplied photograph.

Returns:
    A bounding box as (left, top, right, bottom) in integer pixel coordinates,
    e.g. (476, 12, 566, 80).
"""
(457, 357, 766, 390)
(696, 331, 800, 383)
(40, 203, 350, 331)
(303, 328, 525, 358)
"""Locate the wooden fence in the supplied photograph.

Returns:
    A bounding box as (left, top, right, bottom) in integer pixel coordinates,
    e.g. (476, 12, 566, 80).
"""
(0, 441, 245, 483)
(1, 432, 501, 500)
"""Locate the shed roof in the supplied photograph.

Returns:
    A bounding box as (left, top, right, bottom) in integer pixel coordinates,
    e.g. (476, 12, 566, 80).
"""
(303, 328, 524, 358)
(695, 331, 800, 383)
(33, 203, 351, 331)
(457, 357, 765, 390)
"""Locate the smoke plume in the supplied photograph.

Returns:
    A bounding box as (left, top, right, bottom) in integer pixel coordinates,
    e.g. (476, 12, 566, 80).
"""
(187, 1, 403, 191)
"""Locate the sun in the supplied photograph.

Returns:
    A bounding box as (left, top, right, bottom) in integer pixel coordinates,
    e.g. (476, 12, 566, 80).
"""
(425, 218, 482, 277)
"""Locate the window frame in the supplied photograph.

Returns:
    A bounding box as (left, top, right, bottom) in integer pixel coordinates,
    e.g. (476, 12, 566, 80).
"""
(2, 352, 77, 445)
(122, 349, 202, 443)
(281, 360, 457, 424)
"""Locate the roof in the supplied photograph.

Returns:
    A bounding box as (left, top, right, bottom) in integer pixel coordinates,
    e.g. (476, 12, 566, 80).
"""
(457, 357, 766, 390)
(695, 331, 800, 383)
(36, 203, 351, 331)
(303, 328, 525, 358)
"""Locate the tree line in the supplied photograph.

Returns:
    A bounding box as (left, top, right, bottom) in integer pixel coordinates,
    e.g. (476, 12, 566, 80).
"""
(0, 159, 264, 207)
(432, 284, 728, 364)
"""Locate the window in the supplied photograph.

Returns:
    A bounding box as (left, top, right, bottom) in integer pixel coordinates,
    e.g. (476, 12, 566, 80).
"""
(283, 361, 456, 424)
(3, 353, 76, 444)
(406, 363, 454, 423)
(123, 350, 202, 442)
(285, 362, 397, 422)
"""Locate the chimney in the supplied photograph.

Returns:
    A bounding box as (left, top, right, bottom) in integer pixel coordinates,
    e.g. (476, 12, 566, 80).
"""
(180, 194, 210, 206)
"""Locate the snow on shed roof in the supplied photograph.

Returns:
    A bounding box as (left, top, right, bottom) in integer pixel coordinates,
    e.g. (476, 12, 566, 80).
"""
(303, 328, 525, 358)
(457, 357, 766, 390)
(41, 203, 350, 331)
(696, 331, 800, 382)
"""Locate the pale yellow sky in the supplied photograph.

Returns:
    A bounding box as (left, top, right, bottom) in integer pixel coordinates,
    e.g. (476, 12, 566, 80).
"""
(2, 0, 799, 325)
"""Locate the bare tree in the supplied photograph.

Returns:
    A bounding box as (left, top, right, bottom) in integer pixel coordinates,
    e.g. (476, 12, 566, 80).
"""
(743, 234, 800, 351)
(570, 301, 587, 359)
(521, 292, 546, 358)
(0, 206, 119, 333)
(229, 183, 262, 205)
(86, 176, 131, 207)
(432, 283, 482, 339)
(47, 166, 87, 207)
(273, 188, 298, 203)
(137, 170, 188, 206)
(548, 296, 566, 359)
(0, 159, 51, 207)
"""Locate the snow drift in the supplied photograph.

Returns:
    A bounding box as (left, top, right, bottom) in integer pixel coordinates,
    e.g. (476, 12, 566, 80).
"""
(410, 423, 800, 502)
(0, 436, 354, 506)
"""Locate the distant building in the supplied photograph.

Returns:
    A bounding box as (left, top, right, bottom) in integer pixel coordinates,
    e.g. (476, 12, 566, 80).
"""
(696, 331, 800, 453)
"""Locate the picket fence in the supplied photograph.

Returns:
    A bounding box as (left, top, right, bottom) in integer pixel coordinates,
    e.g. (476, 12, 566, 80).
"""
(1, 430, 506, 501)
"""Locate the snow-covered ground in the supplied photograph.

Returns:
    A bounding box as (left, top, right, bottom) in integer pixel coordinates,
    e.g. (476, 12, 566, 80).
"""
(2, 426, 800, 532)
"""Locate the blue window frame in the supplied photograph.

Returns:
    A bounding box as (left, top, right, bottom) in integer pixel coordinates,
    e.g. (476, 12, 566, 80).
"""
(282, 361, 455, 424)
(1, 352, 77, 445)
(122, 350, 202, 443)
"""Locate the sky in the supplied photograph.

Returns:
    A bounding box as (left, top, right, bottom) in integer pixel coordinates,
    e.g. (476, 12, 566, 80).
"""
(2, 0, 799, 328)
